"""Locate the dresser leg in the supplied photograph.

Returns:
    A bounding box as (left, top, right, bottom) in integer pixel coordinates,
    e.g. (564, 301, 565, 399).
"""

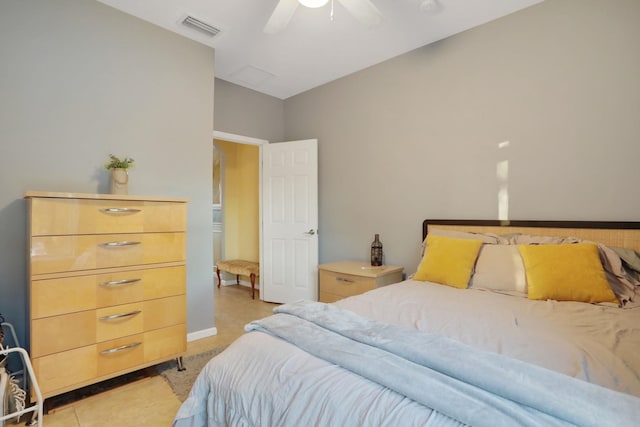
(177, 356, 186, 371)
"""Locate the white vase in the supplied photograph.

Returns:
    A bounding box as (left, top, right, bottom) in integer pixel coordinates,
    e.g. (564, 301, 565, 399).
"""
(110, 168, 129, 195)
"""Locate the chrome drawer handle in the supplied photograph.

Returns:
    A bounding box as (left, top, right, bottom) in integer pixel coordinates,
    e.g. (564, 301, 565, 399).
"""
(99, 278, 142, 287)
(100, 241, 141, 247)
(99, 310, 142, 321)
(100, 341, 142, 355)
(336, 277, 355, 283)
(100, 208, 141, 213)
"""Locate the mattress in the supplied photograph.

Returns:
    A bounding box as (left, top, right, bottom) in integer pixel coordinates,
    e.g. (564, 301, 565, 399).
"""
(173, 280, 640, 426)
(337, 280, 640, 396)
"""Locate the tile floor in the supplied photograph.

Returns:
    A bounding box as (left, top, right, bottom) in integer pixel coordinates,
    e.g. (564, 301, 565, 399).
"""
(40, 284, 278, 426)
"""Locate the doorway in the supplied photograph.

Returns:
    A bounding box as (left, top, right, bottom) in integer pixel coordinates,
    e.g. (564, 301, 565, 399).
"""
(212, 131, 267, 294)
(212, 132, 319, 303)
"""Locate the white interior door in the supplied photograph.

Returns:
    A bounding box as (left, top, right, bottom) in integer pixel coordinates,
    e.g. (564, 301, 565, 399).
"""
(261, 139, 318, 303)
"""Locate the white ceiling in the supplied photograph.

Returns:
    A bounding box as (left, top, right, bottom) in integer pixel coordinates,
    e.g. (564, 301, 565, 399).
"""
(97, 0, 542, 99)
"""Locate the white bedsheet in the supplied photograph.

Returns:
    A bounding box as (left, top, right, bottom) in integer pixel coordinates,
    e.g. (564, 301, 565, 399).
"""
(174, 280, 640, 426)
(337, 280, 640, 396)
(174, 332, 443, 426)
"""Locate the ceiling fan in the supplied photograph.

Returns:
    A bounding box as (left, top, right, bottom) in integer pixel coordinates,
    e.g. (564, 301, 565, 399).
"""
(264, 0, 383, 34)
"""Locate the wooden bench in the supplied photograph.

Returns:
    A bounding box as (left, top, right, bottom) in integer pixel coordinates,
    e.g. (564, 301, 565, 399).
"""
(216, 260, 260, 299)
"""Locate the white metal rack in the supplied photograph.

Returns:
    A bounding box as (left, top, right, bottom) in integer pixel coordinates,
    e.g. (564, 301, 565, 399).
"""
(0, 323, 42, 427)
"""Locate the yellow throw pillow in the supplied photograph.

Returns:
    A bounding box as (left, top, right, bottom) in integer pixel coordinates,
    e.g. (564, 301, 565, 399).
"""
(414, 235, 483, 288)
(518, 243, 618, 303)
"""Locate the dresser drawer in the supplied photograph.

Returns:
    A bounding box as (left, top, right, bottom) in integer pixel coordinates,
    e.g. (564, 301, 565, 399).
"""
(143, 295, 186, 331)
(31, 233, 185, 275)
(144, 324, 186, 363)
(141, 265, 185, 300)
(31, 265, 186, 319)
(31, 295, 186, 358)
(31, 311, 96, 358)
(319, 270, 376, 298)
(141, 202, 187, 234)
(96, 303, 144, 342)
(97, 334, 145, 377)
(32, 345, 97, 396)
(31, 275, 97, 319)
(31, 302, 145, 357)
(30, 198, 186, 236)
(33, 333, 147, 397)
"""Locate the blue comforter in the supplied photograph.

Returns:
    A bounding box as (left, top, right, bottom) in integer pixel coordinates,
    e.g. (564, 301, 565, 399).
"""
(245, 300, 640, 427)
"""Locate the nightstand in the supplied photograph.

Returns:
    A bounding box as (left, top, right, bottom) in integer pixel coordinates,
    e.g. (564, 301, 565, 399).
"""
(318, 261, 404, 303)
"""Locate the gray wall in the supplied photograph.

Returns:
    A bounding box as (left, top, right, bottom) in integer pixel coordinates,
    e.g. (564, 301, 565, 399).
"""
(284, 0, 640, 273)
(215, 78, 285, 141)
(0, 0, 215, 345)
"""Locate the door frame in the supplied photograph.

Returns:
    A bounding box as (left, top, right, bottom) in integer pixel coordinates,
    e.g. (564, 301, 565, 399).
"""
(213, 131, 268, 298)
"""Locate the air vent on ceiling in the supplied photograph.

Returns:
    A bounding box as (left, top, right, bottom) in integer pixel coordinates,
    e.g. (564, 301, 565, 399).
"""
(181, 15, 221, 37)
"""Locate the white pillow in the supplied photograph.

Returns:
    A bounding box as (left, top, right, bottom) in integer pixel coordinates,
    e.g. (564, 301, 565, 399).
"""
(427, 228, 500, 244)
(420, 229, 501, 258)
(469, 244, 527, 294)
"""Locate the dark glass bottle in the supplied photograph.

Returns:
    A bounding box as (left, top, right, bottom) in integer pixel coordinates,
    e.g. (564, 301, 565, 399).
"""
(371, 234, 383, 266)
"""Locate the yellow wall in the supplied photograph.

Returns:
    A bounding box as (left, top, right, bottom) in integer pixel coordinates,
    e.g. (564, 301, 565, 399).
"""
(215, 140, 259, 263)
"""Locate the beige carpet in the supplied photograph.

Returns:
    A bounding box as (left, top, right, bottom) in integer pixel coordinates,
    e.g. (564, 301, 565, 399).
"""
(159, 345, 229, 401)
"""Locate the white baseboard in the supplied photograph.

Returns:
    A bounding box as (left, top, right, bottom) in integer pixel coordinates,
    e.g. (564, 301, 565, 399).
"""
(187, 326, 218, 342)
(219, 279, 253, 288)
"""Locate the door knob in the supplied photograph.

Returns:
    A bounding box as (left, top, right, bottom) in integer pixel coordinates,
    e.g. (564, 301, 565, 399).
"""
(304, 229, 316, 235)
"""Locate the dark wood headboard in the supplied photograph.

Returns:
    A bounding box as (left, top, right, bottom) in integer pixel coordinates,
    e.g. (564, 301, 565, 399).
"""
(422, 219, 640, 251)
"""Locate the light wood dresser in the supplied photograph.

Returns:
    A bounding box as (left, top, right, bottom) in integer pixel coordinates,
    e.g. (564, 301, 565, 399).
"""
(318, 261, 403, 303)
(25, 191, 188, 399)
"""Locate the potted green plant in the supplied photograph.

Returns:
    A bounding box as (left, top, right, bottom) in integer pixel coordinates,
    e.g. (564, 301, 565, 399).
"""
(104, 154, 135, 195)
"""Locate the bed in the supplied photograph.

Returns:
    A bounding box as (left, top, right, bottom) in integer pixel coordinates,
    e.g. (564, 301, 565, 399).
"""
(174, 220, 640, 427)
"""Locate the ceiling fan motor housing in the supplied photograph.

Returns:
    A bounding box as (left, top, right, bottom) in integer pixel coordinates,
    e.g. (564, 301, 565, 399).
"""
(299, 0, 329, 8)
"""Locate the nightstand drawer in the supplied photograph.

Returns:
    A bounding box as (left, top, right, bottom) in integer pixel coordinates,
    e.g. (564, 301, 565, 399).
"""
(319, 270, 376, 298)
(318, 261, 404, 303)
(318, 292, 345, 303)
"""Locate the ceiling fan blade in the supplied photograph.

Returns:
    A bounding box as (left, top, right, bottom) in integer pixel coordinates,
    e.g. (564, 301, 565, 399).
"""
(337, 0, 383, 27)
(264, 0, 300, 34)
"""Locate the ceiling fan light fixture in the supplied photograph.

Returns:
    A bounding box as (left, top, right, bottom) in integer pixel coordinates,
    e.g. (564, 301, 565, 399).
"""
(298, 0, 329, 8)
